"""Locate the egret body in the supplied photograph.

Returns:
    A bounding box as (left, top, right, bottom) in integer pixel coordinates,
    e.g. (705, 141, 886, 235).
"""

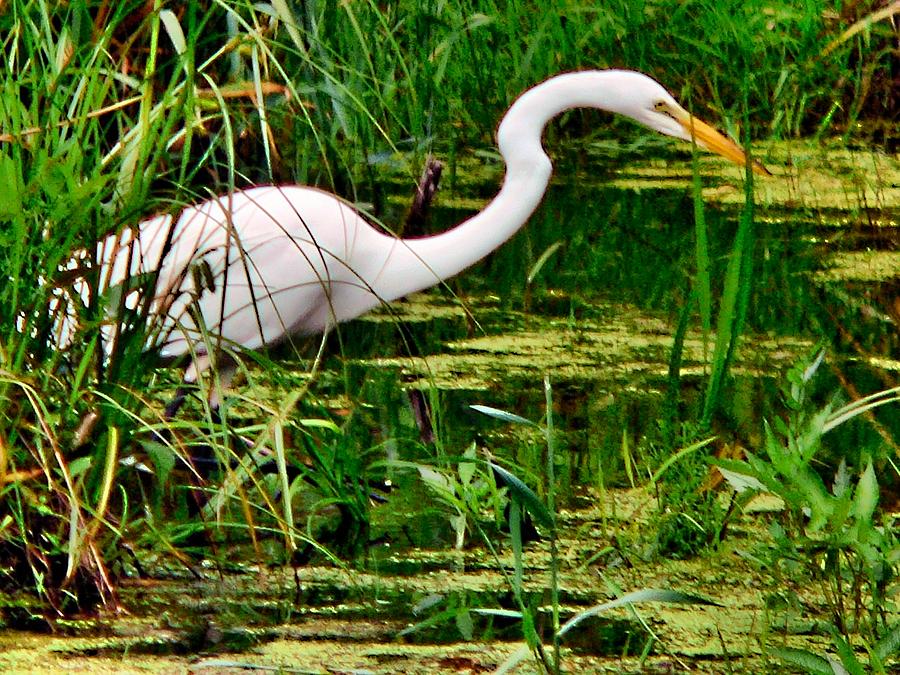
(77, 70, 768, 401)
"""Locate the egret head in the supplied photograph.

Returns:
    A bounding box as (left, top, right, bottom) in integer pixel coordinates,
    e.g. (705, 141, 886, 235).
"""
(606, 71, 771, 176)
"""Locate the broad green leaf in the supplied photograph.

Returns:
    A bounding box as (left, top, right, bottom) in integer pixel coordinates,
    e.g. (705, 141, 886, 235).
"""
(763, 420, 793, 476)
(0, 154, 23, 219)
(160, 9, 186, 55)
(68, 455, 93, 478)
(490, 462, 554, 530)
(769, 647, 835, 675)
(832, 459, 850, 498)
(458, 443, 477, 485)
(742, 452, 785, 494)
(793, 467, 834, 531)
(455, 609, 474, 641)
(418, 465, 450, 493)
(828, 625, 865, 675)
(850, 459, 878, 523)
(716, 465, 767, 493)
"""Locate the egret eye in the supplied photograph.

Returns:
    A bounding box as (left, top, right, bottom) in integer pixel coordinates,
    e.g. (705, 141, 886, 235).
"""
(653, 100, 679, 121)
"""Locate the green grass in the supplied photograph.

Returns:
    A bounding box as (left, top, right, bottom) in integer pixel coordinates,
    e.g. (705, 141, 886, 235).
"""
(0, 0, 896, 622)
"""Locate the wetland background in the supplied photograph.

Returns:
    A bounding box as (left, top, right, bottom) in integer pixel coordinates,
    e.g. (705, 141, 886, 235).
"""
(0, 1, 898, 672)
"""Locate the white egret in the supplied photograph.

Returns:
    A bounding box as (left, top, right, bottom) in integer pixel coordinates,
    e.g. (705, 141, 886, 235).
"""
(71, 70, 769, 410)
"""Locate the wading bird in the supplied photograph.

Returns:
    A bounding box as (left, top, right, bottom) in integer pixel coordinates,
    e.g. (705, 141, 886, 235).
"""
(69, 70, 769, 414)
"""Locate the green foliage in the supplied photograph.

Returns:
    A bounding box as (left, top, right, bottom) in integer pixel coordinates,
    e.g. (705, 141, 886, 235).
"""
(772, 622, 900, 675)
(717, 351, 899, 656)
(0, 0, 356, 611)
(415, 443, 510, 549)
(455, 381, 723, 672)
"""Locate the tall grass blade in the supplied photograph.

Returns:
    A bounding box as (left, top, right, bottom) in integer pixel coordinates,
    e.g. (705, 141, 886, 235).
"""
(526, 241, 563, 285)
(544, 375, 560, 675)
(701, 75, 757, 426)
(160, 9, 187, 55)
(662, 285, 695, 443)
(828, 625, 866, 675)
(691, 150, 712, 359)
(648, 436, 717, 486)
(510, 497, 523, 594)
(823, 387, 900, 433)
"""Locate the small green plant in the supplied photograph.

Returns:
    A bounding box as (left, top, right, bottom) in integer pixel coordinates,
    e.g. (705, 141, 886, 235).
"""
(415, 442, 509, 550)
(716, 351, 899, 665)
(408, 378, 720, 674)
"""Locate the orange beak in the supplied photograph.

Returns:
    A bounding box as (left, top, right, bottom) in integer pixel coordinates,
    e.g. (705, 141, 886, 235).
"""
(676, 113, 772, 176)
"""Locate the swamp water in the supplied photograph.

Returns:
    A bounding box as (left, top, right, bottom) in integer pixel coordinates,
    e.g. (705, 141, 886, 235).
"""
(1, 141, 897, 672)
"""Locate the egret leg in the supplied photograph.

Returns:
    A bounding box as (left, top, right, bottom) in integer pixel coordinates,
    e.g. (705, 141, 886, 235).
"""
(206, 358, 237, 411)
(166, 353, 236, 418)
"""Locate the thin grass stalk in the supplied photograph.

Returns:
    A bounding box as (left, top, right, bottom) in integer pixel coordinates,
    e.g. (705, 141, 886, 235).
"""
(86, 425, 119, 543)
(467, 502, 553, 673)
(691, 142, 712, 363)
(823, 387, 900, 433)
(127, 0, 162, 203)
(273, 418, 296, 554)
(510, 496, 523, 594)
(250, 45, 274, 180)
(663, 284, 695, 445)
(543, 375, 560, 674)
(700, 227, 743, 427)
(235, 472, 264, 564)
(648, 436, 717, 487)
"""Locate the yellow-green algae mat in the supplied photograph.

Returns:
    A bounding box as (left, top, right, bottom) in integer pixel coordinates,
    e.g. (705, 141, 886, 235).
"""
(359, 296, 816, 391)
(612, 138, 899, 220)
(0, 487, 839, 674)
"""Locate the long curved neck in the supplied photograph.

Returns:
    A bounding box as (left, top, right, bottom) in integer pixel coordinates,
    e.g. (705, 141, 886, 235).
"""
(372, 71, 628, 302)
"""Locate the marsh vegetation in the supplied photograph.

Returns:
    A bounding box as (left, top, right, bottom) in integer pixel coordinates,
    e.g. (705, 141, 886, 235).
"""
(0, 1, 898, 672)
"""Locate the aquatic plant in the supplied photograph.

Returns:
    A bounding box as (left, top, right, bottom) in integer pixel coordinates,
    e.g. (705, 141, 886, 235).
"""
(716, 351, 899, 656)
